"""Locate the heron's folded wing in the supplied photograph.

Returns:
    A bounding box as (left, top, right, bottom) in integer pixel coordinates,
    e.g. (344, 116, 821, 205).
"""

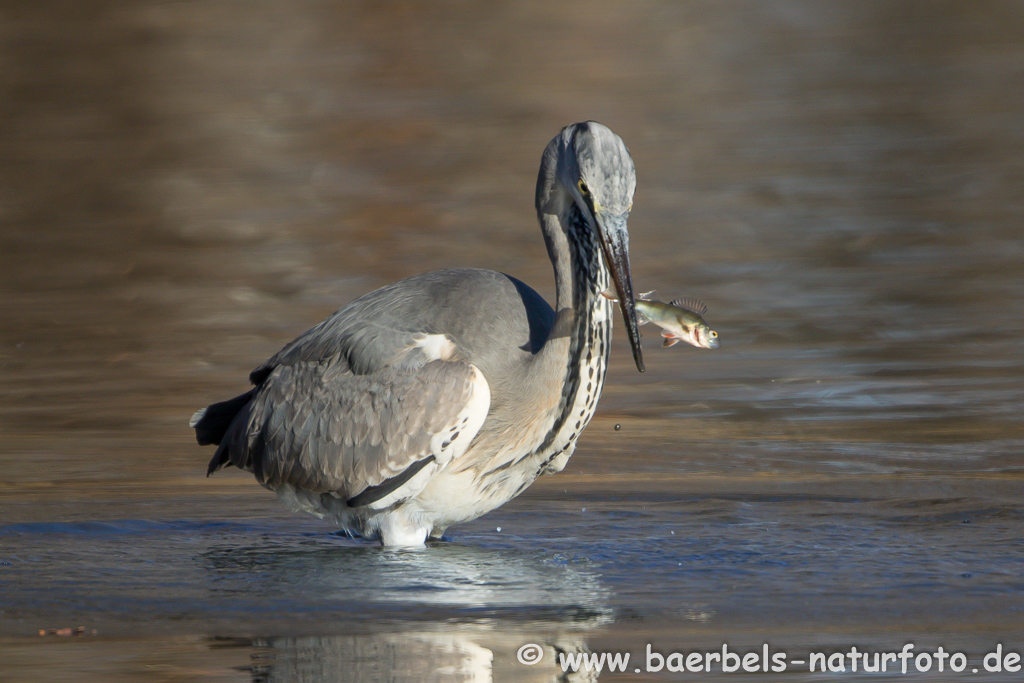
(233, 359, 490, 510)
(249, 318, 430, 384)
(247, 286, 463, 385)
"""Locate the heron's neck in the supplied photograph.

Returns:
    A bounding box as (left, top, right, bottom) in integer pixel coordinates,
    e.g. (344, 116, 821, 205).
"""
(541, 204, 609, 315)
(524, 202, 612, 465)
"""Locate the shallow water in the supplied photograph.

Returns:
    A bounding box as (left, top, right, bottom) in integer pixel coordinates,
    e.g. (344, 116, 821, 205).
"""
(2, 1, 1024, 680)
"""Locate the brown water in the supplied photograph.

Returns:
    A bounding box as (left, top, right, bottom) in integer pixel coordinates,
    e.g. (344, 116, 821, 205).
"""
(2, 1, 1024, 681)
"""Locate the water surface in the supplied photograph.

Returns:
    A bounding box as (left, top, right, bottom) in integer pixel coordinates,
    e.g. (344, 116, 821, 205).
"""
(1, 1, 1023, 680)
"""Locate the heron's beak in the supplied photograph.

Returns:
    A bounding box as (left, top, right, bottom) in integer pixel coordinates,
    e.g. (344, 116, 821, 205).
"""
(595, 211, 645, 372)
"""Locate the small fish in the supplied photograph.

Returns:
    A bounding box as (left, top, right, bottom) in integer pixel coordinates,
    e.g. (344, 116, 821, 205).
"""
(604, 290, 720, 349)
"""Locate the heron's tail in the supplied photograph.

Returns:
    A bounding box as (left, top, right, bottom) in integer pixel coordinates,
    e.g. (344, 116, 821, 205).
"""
(190, 390, 254, 446)
(190, 390, 256, 476)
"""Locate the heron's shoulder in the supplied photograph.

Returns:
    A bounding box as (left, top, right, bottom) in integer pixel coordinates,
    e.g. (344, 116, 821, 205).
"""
(250, 269, 552, 383)
(362, 268, 552, 322)
(388, 267, 533, 297)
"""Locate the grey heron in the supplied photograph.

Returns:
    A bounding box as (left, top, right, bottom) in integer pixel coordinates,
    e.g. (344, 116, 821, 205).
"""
(191, 121, 645, 546)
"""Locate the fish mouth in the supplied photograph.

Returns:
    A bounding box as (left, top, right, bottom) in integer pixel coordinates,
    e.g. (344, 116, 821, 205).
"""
(595, 210, 644, 372)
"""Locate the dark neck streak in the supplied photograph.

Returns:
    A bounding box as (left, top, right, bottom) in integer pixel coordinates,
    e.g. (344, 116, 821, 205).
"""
(532, 203, 609, 457)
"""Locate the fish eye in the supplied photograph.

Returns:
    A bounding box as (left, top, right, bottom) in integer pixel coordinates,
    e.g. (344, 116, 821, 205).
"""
(710, 330, 718, 338)
(577, 179, 590, 197)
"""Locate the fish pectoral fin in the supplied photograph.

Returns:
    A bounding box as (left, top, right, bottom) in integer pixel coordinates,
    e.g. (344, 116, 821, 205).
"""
(663, 337, 680, 348)
(660, 329, 674, 338)
(600, 289, 619, 302)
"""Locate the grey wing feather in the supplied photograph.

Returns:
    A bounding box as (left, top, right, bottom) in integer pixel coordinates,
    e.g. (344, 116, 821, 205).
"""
(249, 317, 431, 384)
(226, 359, 485, 502)
(248, 273, 466, 384)
(247, 268, 553, 387)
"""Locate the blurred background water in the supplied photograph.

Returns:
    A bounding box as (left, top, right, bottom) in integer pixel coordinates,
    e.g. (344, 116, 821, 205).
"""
(1, 1, 1023, 680)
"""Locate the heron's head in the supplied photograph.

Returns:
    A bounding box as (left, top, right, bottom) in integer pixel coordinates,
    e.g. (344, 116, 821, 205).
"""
(537, 121, 644, 372)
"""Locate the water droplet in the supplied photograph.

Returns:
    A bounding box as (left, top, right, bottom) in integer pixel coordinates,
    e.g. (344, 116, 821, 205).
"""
(614, 423, 621, 431)
(496, 526, 502, 532)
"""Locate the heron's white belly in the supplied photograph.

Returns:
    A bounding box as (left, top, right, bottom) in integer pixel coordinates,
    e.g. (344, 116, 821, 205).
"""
(414, 466, 519, 528)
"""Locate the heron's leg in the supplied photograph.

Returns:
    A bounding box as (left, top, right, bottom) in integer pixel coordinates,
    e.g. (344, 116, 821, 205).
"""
(376, 512, 429, 547)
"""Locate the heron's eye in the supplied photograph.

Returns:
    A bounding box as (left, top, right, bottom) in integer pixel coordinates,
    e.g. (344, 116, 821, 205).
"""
(577, 179, 590, 197)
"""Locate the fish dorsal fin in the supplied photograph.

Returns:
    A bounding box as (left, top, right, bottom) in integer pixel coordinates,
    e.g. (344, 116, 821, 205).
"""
(670, 297, 708, 317)
(637, 290, 657, 301)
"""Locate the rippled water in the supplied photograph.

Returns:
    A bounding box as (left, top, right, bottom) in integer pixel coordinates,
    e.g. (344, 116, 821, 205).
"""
(2, 1, 1023, 681)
